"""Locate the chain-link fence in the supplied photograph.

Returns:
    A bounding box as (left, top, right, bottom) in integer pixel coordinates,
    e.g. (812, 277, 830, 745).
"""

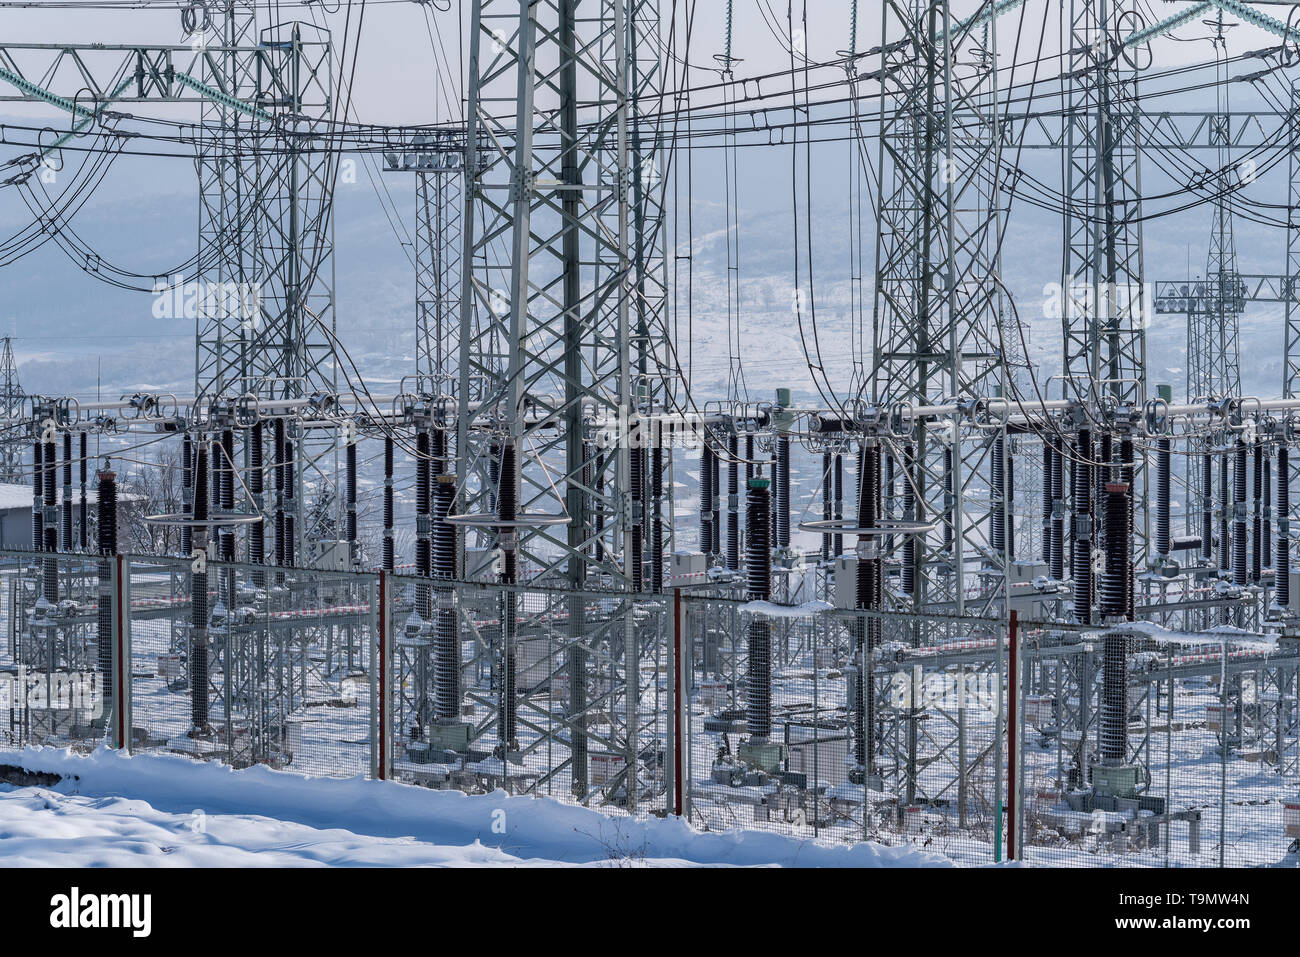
(677, 597, 1011, 862)
(2, 545, 1297, 866)
(383, 572, 670, 813)
(125, 555, 376, 779)
(0, 549, 113, 752)
(1016, 622, 1300, 867)
(680, 597, 866, 840)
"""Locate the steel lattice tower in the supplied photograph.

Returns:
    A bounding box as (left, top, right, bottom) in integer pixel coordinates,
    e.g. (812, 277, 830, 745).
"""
(255, 22, 339, 556)
(188, 14, 339, 561)
(871, 1, 1010, 627)
(194, 1, 260, 401)
(1190, 195, 1244, 401)
(1188, 14, 1243, 403)
(1059, 0, 1150, 585)
(0, 336, 23, 483)
(1285, 78, 1300, 404)
(1171, 14, 1245, 533)
(458, 0, 665, 587)
(1060, 0, 1147, 408)
(246, 23, 337, 402)
(416, 163, 464, 389)
(456, 0, 667, 798)
(381, 132, 467, 388)
(1285, 78, 1300, 548)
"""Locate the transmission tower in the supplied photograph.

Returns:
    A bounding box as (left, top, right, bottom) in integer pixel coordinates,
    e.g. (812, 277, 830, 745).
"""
(1060, 0, 1147, 410)
(0, 336, 23, 483)
(457, 0, 668, 583)
(189, 16, 337, 409)
(415, 160, 464, 389)
(194, 1, 260, 401)
(871, 1, 1010, 628)
(1057, 0, 1151, 616)
(455, 0, 667, 795)
(1188, 12, 1244, 403)
(382, 134, 466, 387)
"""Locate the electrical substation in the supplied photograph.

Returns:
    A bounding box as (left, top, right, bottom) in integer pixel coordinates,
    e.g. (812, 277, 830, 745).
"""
(1, 0, 1300, 867)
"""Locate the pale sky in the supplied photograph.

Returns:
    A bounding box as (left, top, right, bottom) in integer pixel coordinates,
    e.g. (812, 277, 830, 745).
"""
(0, 0, 1289, 132)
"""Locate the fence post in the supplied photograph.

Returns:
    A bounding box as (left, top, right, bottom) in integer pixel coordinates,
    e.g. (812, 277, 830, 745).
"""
(114, 553, 130, 751)
(668, 588, 683, 817)
(375, 569, 390, 780)
(104, 552, 130, 751)
(1006, 609, 1019, 861)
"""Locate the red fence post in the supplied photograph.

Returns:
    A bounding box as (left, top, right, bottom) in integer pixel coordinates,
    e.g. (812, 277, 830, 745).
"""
(1006, 609, 1018, 861)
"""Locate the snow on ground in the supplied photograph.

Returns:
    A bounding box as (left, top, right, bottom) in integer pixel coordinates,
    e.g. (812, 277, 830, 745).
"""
(0, 746, 951, 867)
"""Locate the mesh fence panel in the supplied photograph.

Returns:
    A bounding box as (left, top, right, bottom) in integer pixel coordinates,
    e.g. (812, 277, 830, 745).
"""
(386, 574, 670, 815)
(1017, 623, 1300, 867)
(126, 558, 191, 753)
(125, 554, 374, 779)
(681, 598, 1009, 862)
(0, 550, 110, 752)
(1, 545, 1296, 866)
(683, 598, 865, 840)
